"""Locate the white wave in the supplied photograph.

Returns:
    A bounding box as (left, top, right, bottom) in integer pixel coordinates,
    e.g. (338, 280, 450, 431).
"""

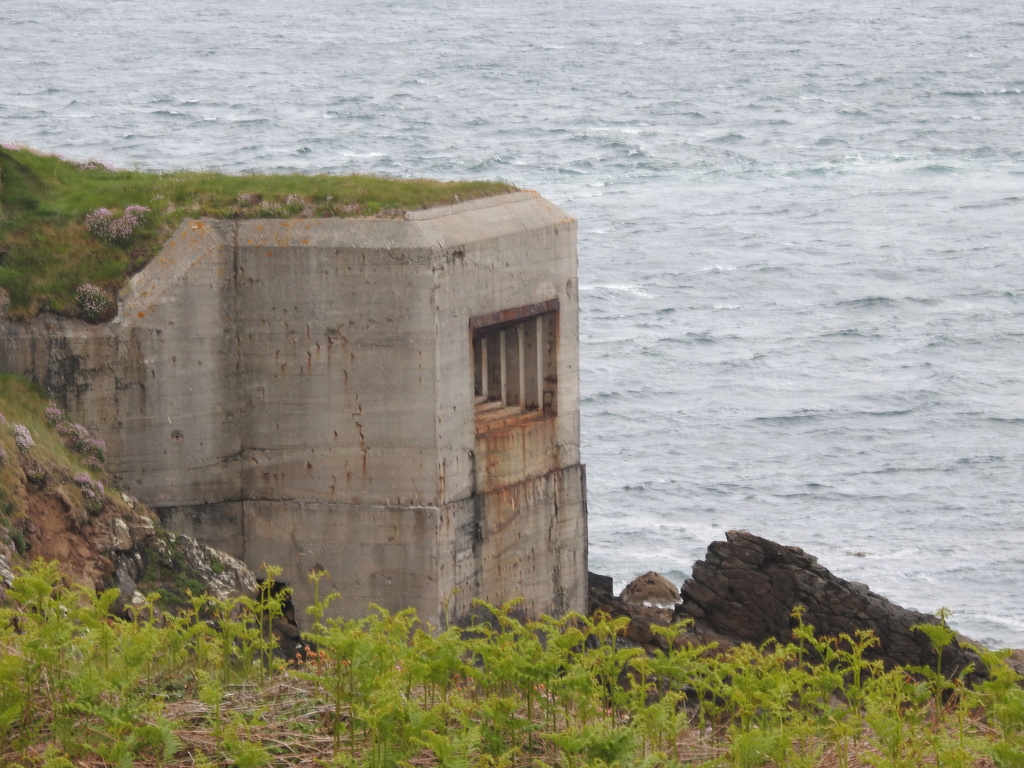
(580, 283, 653, 298)
(974, 613, 1024, 632)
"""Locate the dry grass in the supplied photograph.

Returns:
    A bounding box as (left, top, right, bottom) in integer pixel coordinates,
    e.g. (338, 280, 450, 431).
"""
(10, 675, 990, 768)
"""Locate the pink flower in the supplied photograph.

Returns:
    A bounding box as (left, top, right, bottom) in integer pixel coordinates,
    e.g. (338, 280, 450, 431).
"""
(12, 424, 34, 451)
(84, 206, 150, 244)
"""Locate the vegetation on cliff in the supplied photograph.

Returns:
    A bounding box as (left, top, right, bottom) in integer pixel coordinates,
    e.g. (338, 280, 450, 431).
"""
(0, 374, 251, 611)
(0, 374, 120, 555)
(0, 145, 516, 318)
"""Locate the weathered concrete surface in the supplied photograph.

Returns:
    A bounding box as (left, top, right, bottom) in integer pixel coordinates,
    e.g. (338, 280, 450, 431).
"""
(0, 191, 587, 622)
(440, 465, 587, 622)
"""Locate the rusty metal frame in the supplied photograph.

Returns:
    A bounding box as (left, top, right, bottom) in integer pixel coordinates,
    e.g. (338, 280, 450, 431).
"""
(468, 298, 560, 333)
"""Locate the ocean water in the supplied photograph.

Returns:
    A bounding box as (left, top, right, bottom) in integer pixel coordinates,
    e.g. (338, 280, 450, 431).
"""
(3, 0, 1023, 647)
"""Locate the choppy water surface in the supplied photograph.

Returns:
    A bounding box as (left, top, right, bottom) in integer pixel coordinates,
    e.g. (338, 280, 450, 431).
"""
(3, 0, 1023, 646)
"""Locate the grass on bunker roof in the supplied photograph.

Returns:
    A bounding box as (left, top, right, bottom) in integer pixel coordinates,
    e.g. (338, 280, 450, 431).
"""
(0, 145, 515, 318)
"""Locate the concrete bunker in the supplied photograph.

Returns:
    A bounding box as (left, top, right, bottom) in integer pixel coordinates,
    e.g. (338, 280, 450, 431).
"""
(0, 191, 588, 625)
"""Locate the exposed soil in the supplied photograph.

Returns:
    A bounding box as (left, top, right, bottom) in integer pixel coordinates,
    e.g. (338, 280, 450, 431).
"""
(1, 450, 253, 614)
(1, 459, 135, 594)
(20, 481, 115, 591)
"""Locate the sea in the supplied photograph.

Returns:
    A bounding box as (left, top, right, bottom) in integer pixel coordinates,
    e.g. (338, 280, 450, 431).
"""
(2, 0, 1022, 648)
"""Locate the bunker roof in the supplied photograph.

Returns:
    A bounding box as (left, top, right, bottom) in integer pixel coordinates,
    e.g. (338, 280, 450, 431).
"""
(0, 145, 516, 319)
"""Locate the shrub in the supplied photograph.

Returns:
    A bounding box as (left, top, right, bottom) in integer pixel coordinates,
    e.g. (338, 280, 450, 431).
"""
(84, 205, 150, 244)
(73, 472, 104, 500)
(47, 405, 106, 468)
(73, 472, 105, 514)
(12, 423, 34, 451)
(75, 283, 111, 321)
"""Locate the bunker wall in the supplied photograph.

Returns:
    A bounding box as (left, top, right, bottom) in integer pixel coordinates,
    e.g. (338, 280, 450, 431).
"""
(0, 192, 588, 620)
(232, 220, 440, 506)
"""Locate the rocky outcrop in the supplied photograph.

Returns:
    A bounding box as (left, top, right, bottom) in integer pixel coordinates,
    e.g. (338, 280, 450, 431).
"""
(674, 530, 987, 680)
(108, 526, 257, 616)
(0, 462, 256, 615)
(620, 571, 680, 608)
(589, 571, 674, 650)
(586, 532, 1021, 683)
(588, 571, 735, 653)
(0, 469, 316, 658)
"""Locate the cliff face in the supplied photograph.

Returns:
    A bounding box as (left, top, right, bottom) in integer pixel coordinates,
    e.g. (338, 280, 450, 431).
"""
(2, 475, 255, 618)
(0, 192, 588, 624)
(0, 376, 255, 613)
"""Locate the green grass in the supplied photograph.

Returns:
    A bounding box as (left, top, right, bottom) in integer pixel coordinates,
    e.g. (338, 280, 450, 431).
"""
(0, 373, 107, 466)
(0, 145, 516, 317)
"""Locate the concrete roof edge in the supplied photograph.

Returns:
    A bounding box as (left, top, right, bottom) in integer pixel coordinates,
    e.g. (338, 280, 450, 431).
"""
(405, 190, 551, 221)
(232, 191, 574, 252)
(116, 192, 575, 306)
(117, 219, 232, 322)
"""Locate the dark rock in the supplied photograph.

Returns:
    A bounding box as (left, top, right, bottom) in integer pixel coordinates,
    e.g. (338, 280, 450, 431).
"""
(588, 571, 614, 597)
(127, 516, 155, 546)
(256, 580, 315, 663)
(115, 551, 141, 583)
(675, 530, 987, 681)
(110, 559, 139, 616)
